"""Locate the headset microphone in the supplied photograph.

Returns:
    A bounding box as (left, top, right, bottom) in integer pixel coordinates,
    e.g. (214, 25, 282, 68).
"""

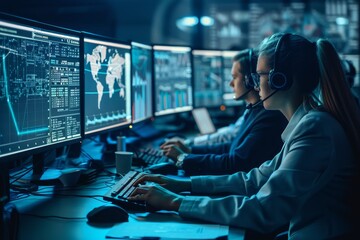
(246, 90, 279, 109)
(233, 89, 252, 101)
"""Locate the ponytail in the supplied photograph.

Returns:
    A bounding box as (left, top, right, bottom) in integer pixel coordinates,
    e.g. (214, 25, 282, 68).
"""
(316, 39, 360, 160)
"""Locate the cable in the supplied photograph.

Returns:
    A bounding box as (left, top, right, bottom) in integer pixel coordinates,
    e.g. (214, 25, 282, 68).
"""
(9, 166, 33, 185)
(22, 213, 86, 220)
(9, 165, 32, 178)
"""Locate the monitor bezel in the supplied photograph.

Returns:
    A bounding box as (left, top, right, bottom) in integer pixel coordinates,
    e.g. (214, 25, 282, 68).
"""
(0, 12, 83, 160)
(152, 43, 194, 117)
(130, 41, 154, 125)
(81, 31, 132, 137)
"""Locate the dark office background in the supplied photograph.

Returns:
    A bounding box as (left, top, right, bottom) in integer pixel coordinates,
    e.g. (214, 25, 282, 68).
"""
(1, 0, 359, 85)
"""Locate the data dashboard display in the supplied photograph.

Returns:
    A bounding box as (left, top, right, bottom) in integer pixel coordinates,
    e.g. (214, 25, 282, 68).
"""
(0, 18, 81, 158)
(192, 50, 223, 108)
(131, 42, 153, 124)
(83, 37, 131, 135)
(153, 45, 193, 116)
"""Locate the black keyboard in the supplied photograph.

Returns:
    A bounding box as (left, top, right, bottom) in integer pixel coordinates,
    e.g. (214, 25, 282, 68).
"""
(136, 147, 171, 166)
(103, 170, 147, 211)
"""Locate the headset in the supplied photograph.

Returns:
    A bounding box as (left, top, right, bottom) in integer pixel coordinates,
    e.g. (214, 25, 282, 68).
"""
(244, 48, 255, 89)
(268, 33, 292, 90)
(247, 34, 292, 109)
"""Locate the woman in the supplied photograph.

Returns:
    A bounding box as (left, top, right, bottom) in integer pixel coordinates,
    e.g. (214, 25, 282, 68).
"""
(129, 33, 360, 239)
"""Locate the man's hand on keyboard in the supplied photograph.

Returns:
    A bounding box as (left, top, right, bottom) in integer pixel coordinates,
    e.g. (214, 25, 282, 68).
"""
(127, 184, 184, 212)
(160, 144, 183, 161)
(160, 140, 191, 154)
(131, 174, 191, 193)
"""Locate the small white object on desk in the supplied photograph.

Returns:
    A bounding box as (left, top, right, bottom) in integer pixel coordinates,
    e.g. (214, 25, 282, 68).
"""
(106, 222, 229, 239)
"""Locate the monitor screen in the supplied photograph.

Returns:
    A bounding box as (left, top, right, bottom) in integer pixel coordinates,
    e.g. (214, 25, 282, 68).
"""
(131, 42, 153, 124)
(153, 45, 193, 116)
(0, 15, 81, 159)
(83, 35, 131, 136)
(192, 50, 223, 108)
(222, 50, 242, 106)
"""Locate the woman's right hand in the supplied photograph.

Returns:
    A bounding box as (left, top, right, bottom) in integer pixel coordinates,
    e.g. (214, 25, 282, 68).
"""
(132, 174, 191, 193)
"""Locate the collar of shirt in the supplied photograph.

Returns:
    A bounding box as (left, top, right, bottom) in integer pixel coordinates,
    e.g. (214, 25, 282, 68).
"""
(281, 103, 311, 142)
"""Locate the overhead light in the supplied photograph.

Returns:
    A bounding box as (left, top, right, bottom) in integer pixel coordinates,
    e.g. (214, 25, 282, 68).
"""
(200, 16, 214, 26)
(336, 17, 349, 25)
(176, 16, 215, 31)
(177, 16, 199, 27)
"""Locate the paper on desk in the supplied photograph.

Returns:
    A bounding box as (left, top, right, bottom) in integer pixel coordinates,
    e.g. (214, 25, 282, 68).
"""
(106, 222, 229, 239)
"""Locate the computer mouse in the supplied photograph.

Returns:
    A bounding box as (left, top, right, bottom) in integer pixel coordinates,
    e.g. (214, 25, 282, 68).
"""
(147, 162, 178, 175)
(87, 205, 129, 224)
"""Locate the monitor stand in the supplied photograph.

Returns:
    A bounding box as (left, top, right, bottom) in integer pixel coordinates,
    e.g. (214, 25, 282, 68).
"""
(23, 151, 61, 185)
(100, 133, 119, 163)
(0, 162, 19, 240)
(0, 161, 10, 204)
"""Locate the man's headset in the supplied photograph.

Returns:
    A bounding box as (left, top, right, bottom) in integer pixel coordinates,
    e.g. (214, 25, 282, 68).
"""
(234, 48, 256, 101)
(244, 48, 255, 89)
(248, 33, 292, 109)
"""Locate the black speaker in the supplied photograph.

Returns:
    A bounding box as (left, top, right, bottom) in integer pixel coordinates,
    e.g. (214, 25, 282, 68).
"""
(244, 48, 255, 89)
(269, 33, 292, 90)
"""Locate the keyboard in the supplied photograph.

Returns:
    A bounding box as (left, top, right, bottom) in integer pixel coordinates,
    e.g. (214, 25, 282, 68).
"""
(135, 147, 171, 166)
(103, 170, 147, 211)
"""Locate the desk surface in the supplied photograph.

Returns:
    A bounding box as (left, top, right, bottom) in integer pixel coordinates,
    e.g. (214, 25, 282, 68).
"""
(12, 171, 245, 240)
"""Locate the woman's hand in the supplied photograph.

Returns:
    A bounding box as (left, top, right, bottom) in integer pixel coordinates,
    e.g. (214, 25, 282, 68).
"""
(132, 174, 191, 193)
(128, 185, 184, 211)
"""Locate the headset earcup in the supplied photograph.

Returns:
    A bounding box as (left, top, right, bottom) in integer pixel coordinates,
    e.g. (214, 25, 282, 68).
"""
(269, 70, 289, 90)
(245, 75, 254, 89)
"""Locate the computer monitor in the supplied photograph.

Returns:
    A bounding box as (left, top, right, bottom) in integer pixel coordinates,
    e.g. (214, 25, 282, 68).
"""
(131, 42, 153, 124)
(221, 50, 242, 106)
(153, 45, 193, 116)
(82, 33, 131, 136)
(192, 50, 223, 108)
(0, 13, 82, 160)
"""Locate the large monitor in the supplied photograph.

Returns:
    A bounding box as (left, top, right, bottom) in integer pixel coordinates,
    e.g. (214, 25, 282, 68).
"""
(153, 45, 193, 116)
(221, 50, 242, 106)
(0, 14, 82, 160)
(82, 33, 131, 136)
(192, 50, 223, 108)
(131, 42, 153, 124)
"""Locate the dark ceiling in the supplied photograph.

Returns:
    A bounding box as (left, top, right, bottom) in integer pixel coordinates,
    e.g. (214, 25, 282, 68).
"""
(0, 0, 164, 42)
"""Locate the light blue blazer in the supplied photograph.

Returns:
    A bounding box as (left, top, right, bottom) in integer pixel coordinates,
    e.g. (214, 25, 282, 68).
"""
(179, 104, 357, 239)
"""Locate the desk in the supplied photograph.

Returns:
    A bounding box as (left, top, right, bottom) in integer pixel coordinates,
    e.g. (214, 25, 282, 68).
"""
(12, 172, 245, 240)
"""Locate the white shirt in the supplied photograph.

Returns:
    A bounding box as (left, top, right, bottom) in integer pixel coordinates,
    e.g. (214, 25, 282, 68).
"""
(191, 109, 250, 146)
(179, 104, 357, 239)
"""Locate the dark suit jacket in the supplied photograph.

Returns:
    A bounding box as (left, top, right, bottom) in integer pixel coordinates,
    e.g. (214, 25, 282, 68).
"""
(182, 106, 288, 176)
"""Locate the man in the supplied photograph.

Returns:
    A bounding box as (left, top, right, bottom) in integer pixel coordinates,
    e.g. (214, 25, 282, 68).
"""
(161, 49, 287, 176)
